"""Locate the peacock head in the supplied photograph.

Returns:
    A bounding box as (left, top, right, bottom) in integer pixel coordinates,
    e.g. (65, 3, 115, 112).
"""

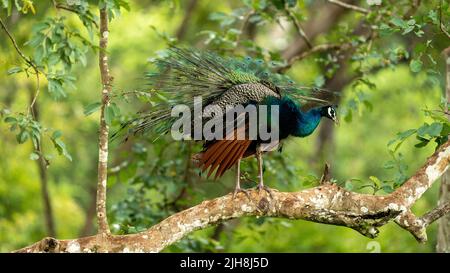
(320, 105, 339, 125)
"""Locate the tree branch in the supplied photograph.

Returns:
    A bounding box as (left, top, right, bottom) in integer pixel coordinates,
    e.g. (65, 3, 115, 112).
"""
(0, 16, 42, 114)
(53, 4, 99, 28)
(276, 43, 350, 73)
(14, 139, 450, 253)
(437, 46, 450, 252)
(286, 8, 312, 49)
(327, 0, 370, 14)
(439, 0, 450, 39)
(96, 8, 113, 236)
(175, 0, 197, 40)
(281, 0, 355, 61)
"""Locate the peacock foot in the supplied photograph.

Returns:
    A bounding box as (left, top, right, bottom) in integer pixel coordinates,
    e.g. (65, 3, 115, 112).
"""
(256, 184, 273, 199)
(232, 188, 251, 200)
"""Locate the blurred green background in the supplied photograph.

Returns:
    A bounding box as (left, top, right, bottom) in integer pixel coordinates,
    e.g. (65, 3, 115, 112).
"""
(0, 0, 448, 252)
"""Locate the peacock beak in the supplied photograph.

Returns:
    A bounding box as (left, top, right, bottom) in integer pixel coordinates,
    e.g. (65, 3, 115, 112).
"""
(333, 116, 339, 126)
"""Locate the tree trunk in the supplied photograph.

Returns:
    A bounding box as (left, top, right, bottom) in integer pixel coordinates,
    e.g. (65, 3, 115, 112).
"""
(29, 88, 56, 237)
(437, 47, 450, 253)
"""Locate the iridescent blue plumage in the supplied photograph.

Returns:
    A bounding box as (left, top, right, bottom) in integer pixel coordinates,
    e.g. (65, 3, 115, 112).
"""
(263, 96, 330, 139)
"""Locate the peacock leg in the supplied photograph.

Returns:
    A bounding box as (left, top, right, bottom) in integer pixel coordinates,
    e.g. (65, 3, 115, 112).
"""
(256, 146, 273, 198)
(233, 158, 250, 199)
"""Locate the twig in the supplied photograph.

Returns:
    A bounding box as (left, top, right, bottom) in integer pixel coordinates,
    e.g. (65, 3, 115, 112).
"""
(54, 4, 99, 28)
(327, 0, 370, 14)
(286, 8, 312, 49)
(277, 43, 348, 73)
(0, 17, 42, 115)
(175, 0, 197, 40)
(235, 9, 255, 47)
(96, 8, 113, 236)
(319, 163, 331, 184)
(422, 202, 450, 226)
(395, 202, 450, 243)
(439, 0, 450, 39)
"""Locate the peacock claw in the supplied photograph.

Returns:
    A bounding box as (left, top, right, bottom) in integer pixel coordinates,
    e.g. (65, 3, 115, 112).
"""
(257, 184, 273, 198)
(233, 188, 251, 200)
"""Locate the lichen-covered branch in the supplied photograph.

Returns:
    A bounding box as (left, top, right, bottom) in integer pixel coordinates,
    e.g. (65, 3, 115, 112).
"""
(96, 7, 112, 236)
(14, 140, 450, 253)
(437, 46, 450, 252)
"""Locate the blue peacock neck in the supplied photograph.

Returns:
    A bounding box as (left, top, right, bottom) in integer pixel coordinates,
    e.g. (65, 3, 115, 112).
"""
(263, 96, 323, 139)
(292, 107, 322, 137)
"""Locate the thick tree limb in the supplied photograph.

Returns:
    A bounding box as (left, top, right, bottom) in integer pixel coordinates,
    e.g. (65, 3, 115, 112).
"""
(14, 140, 450, 253)
(437, 47, 450, 252)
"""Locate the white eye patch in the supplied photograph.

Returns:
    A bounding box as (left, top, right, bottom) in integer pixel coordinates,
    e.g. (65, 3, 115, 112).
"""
(328, 107, 335, 118)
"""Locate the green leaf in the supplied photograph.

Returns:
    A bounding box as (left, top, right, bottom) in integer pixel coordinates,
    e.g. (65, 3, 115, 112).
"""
(390, 17, 407, 28)
(29, 152, 40, 160)
(409, 59, 423, 73)
(382, 185, 394, 193)
(369, 176, 382, 188)
(388, 129, 416, 152)
(52, 130, 63, 139)
(17, 130, 29, 144)
(52, 138, 72, 161)
(383, 160, 395, 169)
(110, 102, 121, 116)
(104, 104, 115, 125)
(7, 67, 23, 75)
(314, 75, 325, 88)
(427, 122, 443, 137)
(344, 180, 353, 191)
(414, 140, 429, 148)
(48, 78, 66, 99)
(4, 116, 17, 123)
(83, 102, 102, 116)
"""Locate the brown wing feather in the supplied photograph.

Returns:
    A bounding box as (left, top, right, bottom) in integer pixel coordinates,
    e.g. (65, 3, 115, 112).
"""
(197, 125, 254, 178)
(207, 141, 237, 177)
(211, 141, 241, 178)
(215, 140, 251, 178)
(202, 140, 232, 172)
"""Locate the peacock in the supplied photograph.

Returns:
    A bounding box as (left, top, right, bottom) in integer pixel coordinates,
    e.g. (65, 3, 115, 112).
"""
(117, 47, 339, 196)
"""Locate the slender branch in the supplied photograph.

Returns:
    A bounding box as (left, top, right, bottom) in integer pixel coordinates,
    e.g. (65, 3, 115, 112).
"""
(395, 202, 450, 243)
(29, 89, 56, 237)
(327, 0, 370, 14)
(14, 139, 450, 253)
(96, 8, 113, 236)
(441, 23, 450, 39)
(423, 202, 450, 225)
(0, 16, 42, 114)
(276, 43, 349, 73)
(55, 4, 99, 28)
(286, 8, 312, 49)
(439, 0, 450, 39)
(175, 0, 197, 40)
(0, 17, 36, 70)
(235, 9, 255, 47)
